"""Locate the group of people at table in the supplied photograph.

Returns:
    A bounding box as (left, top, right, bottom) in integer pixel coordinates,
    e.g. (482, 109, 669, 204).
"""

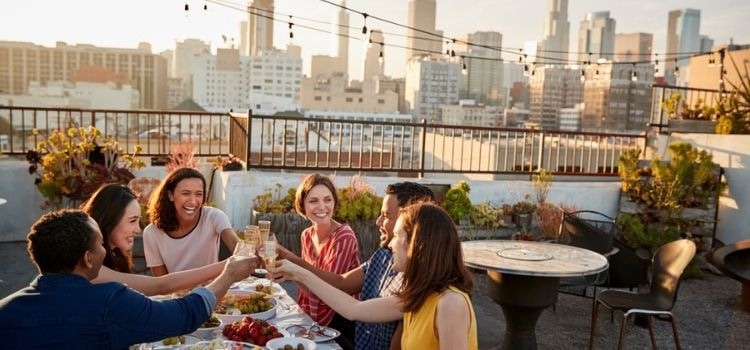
(0, 168, 478, 350)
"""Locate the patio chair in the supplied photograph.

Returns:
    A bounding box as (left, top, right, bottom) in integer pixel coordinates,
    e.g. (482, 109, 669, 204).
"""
(588, 239, 696, 350)
(557, 210, 618, 306)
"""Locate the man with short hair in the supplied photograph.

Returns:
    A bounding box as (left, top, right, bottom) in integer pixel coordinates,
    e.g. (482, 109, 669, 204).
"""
(0, 209, 256, 349)
(277, 182, 435, 350)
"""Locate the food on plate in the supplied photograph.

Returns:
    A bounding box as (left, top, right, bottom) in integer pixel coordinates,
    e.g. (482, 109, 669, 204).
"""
(254, 284, 275, 295)
(216, 293, 273, 315)
(222, 315, 284, 346)
(200, 315, 221, 328)
(278, 344, 306, 350)
(162, 335, 186, 345)
(188, 339, 263, 350)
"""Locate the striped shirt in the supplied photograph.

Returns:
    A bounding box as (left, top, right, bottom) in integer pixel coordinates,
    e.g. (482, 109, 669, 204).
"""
(299, 224, 361, 326)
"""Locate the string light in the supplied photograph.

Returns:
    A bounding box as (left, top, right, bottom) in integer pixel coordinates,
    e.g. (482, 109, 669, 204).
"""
(361, 13, 368, 38)
(184, 1, 189, 16)
(378, 43, 384, 65)
(580, 69, 586, 83)
(673, 58, 680, 79)
(654, 53, 659, 73)
(204, 0, 207, 11)
(288, 15, 294, 41)
(631, 65, 638, 82)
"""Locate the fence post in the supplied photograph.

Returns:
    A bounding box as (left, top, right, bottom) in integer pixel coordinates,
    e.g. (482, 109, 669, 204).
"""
(537, 132, 545, 173)
(246, 109, 253, 167)
(419, 119, 427, 178)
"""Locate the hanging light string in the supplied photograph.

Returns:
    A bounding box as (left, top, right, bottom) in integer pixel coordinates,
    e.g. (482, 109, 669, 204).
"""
(204, 0, 717, 68)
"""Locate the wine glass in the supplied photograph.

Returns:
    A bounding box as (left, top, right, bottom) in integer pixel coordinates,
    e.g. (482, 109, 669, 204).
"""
(258, 220, 271, 244)
(260, 239, 277, 287)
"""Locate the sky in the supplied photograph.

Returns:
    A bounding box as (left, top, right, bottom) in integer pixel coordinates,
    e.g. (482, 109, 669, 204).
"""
(2, 0, 749, 80)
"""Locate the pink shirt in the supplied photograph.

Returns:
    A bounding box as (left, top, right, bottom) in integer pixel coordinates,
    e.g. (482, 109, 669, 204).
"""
(298, 224, 361, 326)
(143, 207, 232, 273)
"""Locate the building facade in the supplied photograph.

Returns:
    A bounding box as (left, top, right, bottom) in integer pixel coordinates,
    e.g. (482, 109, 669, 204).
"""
(405, 55, 460, 122)
(245, 0, 275, 56)
(300, 75, 398, 114)
(458, 31, 504, 106)
(0, 41, 167, 109)
(439, 100, 503, 127)
(406, 0, 441, 62)
(614, 33, 653, 62)
(581, 62, 653, 132)
(528, 66, 582, 130)
(665, 9, 701, 85)
(539, 0, 570, 64)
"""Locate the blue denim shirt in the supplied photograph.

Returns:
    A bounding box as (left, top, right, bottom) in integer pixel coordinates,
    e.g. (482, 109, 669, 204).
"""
(354, 248, 403, 350)
(0, 274, 216, 350)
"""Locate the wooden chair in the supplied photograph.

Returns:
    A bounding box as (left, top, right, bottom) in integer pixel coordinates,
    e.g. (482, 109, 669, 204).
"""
(588, 239, 696, 350)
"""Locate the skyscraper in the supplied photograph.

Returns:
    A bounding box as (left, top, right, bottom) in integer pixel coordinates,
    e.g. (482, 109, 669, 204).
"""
(528, 66, 582, 130)
(406, 0, 439, 61)
(405, 55, 460, 122)
(581, 63, 654, 132)
(665, 9, 701, 85)
(245, 0, 274, 56)
(334, 1, 349, 75)
(458, 31, 504, 106)
(539, 0, 570, 64)
(363, 30, 384, 81)
(614, 33, 653, 62)
(578, 11, 616, 62)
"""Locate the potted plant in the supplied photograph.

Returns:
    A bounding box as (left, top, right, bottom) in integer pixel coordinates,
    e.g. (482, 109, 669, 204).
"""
(466, 203, 506, 240)
(512, 199, 537, 230)
(26, 126, 144, 209)
(334, 175, 383, 260)
(662, 93, 718, 133)
(166, 141, 199, 172)
(441, 181, 472, 225)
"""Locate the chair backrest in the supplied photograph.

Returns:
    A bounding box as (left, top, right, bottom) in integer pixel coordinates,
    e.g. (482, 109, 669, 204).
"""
(559, 212, 614, 255)
(649, 239, 697, 310)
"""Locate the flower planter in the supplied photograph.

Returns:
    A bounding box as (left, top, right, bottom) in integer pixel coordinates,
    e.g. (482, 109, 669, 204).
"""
(513, 213, 533, 229)
(222, 163, 243, 171)
(668, 119, 717, 133)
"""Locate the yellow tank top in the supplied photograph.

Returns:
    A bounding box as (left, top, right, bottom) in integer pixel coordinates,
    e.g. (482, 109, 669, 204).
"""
(401, 285, 478, 350)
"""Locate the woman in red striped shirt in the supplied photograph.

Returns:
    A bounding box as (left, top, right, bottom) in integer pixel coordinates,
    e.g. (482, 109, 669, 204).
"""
(294, 173, 360, 348)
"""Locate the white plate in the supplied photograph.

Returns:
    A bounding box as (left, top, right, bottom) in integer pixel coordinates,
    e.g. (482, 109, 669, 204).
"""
(192, 316, 224, 340)
(284, 325, 341, 343)
(266, 337, 317, 350)
(215, 291, 278, 323)
(189, 339, 260, 349)
(238, 281, 285, 296)
(139, 334, 202, 349)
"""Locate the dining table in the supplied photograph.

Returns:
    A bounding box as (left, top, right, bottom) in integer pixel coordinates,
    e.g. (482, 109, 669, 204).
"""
(137, 278, 343, 350)
(462, 240, 608, 350)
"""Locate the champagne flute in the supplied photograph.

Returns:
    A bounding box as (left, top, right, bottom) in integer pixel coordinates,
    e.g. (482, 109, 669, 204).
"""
(260, 239, 277, 287)
(258, 220, 271, 244)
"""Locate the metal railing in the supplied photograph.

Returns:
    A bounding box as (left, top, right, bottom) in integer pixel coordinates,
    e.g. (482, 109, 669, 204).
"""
(0, 106, 230, 156)
(229, 111, 646, 177)
(650, 84, 723, 134)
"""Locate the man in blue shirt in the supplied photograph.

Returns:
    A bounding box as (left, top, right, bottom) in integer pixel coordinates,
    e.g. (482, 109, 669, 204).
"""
(0, 209, 256, 349)
(277, 182, 434, 350)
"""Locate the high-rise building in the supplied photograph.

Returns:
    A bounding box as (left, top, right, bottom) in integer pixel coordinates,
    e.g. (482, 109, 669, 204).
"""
(0, 41, 167, 109)
(376, 77, 406, 114)
(581, 63, 653, 132)
(539, 0, 570, 64)
(363, 30, 385, 81)
(614, 33, 653, 62)
(528, 66, 582, 130)
(458, 31, 504, 106)
(699, 35, 714, 53)
(406, 0, 440, 62)
(173, 39, 210, 80)
(665, 9, 701, 85)
(239, 21, 248, 56)
(578, 11, 616, 62)
(245, 0, 275, 56)
(335, 1, 349, 75)
(503, 62, 527, 108)
(405, 55, 460, 121)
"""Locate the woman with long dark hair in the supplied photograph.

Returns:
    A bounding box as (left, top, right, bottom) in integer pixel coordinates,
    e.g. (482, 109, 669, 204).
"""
(144, 168, 238, 276)
(83, 183, 228, 296)
(275, 202, 477, 349)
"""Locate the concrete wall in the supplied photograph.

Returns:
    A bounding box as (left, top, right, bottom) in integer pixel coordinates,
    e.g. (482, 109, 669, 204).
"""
(653, 133, 750, 244)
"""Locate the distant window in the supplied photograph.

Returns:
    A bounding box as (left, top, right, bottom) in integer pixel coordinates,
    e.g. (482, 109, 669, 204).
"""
(314, 96, 322, 101)
(358, 98, 363, 103)
(346, 97, 353, 102)
(377, 99, 385, 104)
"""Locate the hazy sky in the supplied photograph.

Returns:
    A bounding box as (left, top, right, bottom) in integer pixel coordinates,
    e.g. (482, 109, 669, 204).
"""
(2, 0, 749, 80)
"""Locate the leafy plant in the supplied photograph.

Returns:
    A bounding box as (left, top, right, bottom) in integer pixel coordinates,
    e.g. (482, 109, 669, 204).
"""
(441, 181, 472, 224)
(533, 168, 553, 204)
(469, 203, 505, 230)
(662, 93, 717, 120)
(252, 183, 296, 214)
(534, 202, 578, 241)
(211, 154, 243, 171)
(27, 126, 144, 209)
(335, 175, 382, 223)
(714, 52, 750, 134)
(512, 200, 537, 215)
(616, 213, 680, 253)
(166, 141, 198, 172)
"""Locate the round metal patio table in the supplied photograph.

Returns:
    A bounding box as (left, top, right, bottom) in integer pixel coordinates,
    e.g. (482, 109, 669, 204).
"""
(462, 240, 608, 350)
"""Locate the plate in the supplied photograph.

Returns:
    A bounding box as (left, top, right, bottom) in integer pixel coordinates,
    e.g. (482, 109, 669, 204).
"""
(139, 334, 201, 349)
(238, 280, 285, 296)
(215, 291, 278, 323)
(284, 324, 341, 343)
(192, 315, 224, 340)
(266, 337, 317, 350)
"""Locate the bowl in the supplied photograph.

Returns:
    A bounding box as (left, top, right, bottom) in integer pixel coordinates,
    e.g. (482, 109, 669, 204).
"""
(215, 291, 278, 323)
(192, 315, 223, 339)
(265, 337, 317, 350)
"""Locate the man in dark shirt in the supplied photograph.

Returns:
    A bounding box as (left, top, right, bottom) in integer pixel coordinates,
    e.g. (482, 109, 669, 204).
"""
(277, 182, 434, 350)
(0, 209, 256, 349)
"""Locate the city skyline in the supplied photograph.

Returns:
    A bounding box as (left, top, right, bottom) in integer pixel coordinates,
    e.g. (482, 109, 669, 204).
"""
(2, 0, 748, 80)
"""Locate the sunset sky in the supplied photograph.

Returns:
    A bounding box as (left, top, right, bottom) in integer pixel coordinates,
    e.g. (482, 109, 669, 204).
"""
(2, 0, 748, 79)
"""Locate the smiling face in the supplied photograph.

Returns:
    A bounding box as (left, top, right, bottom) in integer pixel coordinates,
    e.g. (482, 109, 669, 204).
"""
(375, 194, 400, 248)
(168, 177, 205, 224)
(388, 217, 410, 273)
(109, 199, 141, 254)
(302, 184, 336, 226)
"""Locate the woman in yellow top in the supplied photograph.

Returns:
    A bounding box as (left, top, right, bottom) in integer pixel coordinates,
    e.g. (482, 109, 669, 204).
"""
(275, 202, 477, 349)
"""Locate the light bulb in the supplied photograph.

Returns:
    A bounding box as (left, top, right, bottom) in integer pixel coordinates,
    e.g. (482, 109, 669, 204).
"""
(580, 75, 585, 83)
(184, 2, 189, 16)
(378, 51, 384, 65)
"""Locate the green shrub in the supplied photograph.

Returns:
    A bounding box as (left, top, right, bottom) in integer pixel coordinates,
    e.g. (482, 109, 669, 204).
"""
(442, 181, 472, 224)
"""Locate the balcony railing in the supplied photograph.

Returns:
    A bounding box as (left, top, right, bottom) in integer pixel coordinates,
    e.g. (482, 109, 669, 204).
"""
(0, 106, 646, 176)
(229, 112, 646, 177)
(650, 84, 723, 134)
(0, 106, 230, 156)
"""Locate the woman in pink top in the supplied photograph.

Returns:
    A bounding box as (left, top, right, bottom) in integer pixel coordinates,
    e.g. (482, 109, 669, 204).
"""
(294, 174, 360, 347)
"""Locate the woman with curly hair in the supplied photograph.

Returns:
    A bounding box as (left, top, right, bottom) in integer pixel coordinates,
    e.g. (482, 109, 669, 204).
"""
(82, 183, 227, 295)
(275, 202, 476, 349)
(143, 168, 238, 276)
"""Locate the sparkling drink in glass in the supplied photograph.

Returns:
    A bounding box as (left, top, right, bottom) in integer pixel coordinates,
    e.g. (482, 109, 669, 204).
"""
(244, 225, 260, 250)
(258, 220, 271, 243)
(261, 240, 277, 273)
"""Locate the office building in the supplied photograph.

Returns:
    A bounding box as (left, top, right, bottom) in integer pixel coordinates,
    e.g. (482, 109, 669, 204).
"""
(406, 0, 441, 61)
(245, 0, 275, 56)
(458, 31, 504, 106)
(528, 66, 582, 130)
(539, 0, 570, 64)
(578, 11, 616, 62)
(665, 9, 701, 84)
(581, 62, 653, 132)
(405, 55, 460, 121)
(614, 33, 653, 62)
